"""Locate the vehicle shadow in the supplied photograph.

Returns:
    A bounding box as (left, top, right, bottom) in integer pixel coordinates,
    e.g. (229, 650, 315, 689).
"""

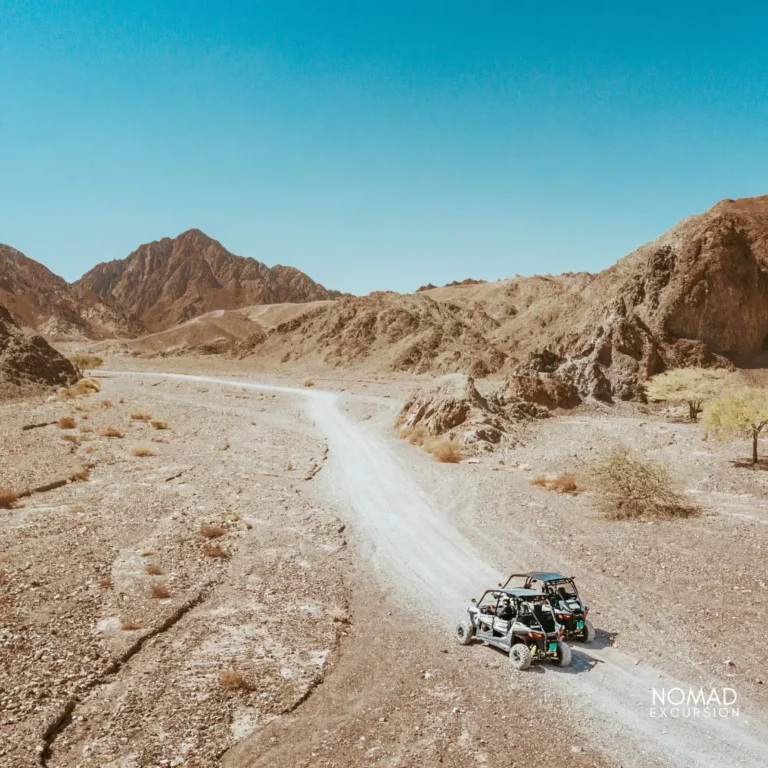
(473, 638, 606, 676)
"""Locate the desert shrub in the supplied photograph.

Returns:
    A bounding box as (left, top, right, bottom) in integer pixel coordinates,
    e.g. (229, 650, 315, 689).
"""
(204, 543, 227, 558)
(303, 379, 316, 388)
(70, 353, 103, 370)
(531, 473, 579, 494)
(285, 460, 294, 471)
(61, 434, 80, 445)
(149, 419, 169, 430)
(588, 447, 698, 520)
(57, 416, 76, 429)
(424, 436, 462, 463)
(703, 387, 768, 465)
(121, 619, 142, 631)
(646, 367, 731, 421)
(144, 563, 163, 575)
(150, 583, 170, 599)
(220, 670, 251, 690)
(130, 443, 155, 457)
(100, 399, 113, 408)
(0, 487, 19, 510)
(400, 425, 428, 446)
(100, 576, 113, 589)
(58, 387, 76, 400)
(201, 524, 225, 539)
(70, 466, 90, 482)
(130, 407, 152, 421)
(74, 378, 101, 395)
(79, 424, 92, 433)
(100, 426, 124, 438)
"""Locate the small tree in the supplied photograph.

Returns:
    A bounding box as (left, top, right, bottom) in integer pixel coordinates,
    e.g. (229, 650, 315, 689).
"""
(702, 387, 768, 465)
(645, 368, 731, 421)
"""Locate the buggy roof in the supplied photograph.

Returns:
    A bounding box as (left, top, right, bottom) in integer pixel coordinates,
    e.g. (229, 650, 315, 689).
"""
(500, 588, 541, 598)
(526, 572, 568, 582)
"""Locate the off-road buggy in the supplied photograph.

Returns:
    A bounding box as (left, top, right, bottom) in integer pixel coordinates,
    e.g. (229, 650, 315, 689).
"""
(502, 572, 594, 643)
(455, 587, 572, 670)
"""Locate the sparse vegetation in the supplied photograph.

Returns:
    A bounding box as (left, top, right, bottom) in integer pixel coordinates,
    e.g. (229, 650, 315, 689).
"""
(74, 377, 102, 395)
(0, 487, 19, 510)
(121, 619, 142, 631)
(530, 472, 579, 494)
(100, 399, 113, 408)
(424, 435, 463, 463)
(100, 426, 124, 438)
(399, 425, 428, 446)
(70, 466, 90, 482)
(703, 387, 768, 465)
(61, 434, 80, 446)
(219, 669, 251, 690)
(328, 606, 350, 624)
(130, 443, 156, 457)
(69, 353, 104, 369)
(646, 367, 730, 422)
(303, 379, 316, 388)
(204, 543, 227, 558)
(201, 524, 225, 539)
(150, 419, 169, 430)
(100, 576, 113, 589)
(588, 447, 698, 520)
(285, 460, 294, 471)
(130, 407, 152, 421)
(150, 583, 170, 599)
(57, 416, 76, 429)
(144, 563, 163, 575)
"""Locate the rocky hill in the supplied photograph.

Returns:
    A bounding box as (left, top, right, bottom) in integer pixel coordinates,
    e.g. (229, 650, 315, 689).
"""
(75, 229, 343, 332)
(0, 245, 139, 340)
(0, 304, 78, 399)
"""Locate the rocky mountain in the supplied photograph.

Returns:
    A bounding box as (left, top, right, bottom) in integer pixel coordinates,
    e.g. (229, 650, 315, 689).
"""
(75, 229, 343, 332)
(152, 195, 768, 406)
(0, 304, 78, 399)
(0, 245, 140, 340)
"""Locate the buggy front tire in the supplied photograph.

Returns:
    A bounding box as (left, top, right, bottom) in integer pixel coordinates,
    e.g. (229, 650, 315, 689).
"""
(556, 640, 572, 667)
(509, 643, 532, 671)
(580, 619, 595, 644)
(455, 619, 474, 645)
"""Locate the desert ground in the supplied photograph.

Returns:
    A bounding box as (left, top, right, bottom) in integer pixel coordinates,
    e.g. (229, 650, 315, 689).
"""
(3, 358, 768, 767)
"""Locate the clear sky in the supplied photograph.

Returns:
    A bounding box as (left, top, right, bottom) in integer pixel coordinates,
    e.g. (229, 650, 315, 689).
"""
(2, 1, 768, 294)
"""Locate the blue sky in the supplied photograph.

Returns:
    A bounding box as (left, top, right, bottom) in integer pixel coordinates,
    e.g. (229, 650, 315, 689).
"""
(2, 1, 768, 294)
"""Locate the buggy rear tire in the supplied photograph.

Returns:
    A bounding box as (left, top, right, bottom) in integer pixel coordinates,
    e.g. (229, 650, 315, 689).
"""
(455, 619, 474, 645)
(509, 643, 532, 671)
(580, 619, 595, 644)
(556, 640, 572, 667)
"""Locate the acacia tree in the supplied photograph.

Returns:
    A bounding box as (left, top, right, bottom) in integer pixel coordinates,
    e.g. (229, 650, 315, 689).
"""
(702, 387, 768, 465)
(645, 368, 731, 421)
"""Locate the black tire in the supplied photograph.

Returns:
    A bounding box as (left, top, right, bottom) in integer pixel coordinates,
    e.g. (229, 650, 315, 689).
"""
(455, 619, 474, 645)
(509, 643, 532, 671)
(556, 640, 572, 667)
(580, 619, 595, 643)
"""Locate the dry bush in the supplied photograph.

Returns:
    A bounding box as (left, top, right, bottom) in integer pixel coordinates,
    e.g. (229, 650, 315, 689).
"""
(74, 378, 101, 395)
(201, 524, 225, 539)
(530, 472, 580, 494)
(130, 443, 155, 457)
(61, 434, 80, 445)
(70, 353, 103, 369)
(79, 424, 93, 433)
(424, 436, 463, 463)
(150, 583, 170, 599)
(0, 487, 19, 510)
(58, 387, 76, 400)
(588, 447, 698, 520)
(57, 416, 76, 429)
(219, 669, 252, 691)
(70, 466, 90, 482)
(130, 407, 152, 421)
(149, 419, 169, 430)
(303, 379, 316, 388)
(285, 460, 294, 471)
(100, 399, 113, 408)
(144, 563, 163, 575)
(100, 426, 124, 438)
(204, 543, 227, 558)
(121, 619, 142, 631)
(328, 606, 350, 624)
(100, 576, 113, 589)
(400, 425, 428, 446)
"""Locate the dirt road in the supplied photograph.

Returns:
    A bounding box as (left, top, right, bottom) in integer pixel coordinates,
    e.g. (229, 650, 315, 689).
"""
(108, 371, 768, 768)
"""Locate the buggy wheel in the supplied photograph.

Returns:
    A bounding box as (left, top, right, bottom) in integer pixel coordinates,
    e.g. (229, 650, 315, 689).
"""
(455, 619, 474, 645)
(509, 643, 532, 671)
(556, 640, 572, 667)
(580, 619, 595, 643)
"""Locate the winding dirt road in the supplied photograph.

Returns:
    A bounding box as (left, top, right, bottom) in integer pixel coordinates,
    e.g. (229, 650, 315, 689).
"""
(108, 371, 768, 768)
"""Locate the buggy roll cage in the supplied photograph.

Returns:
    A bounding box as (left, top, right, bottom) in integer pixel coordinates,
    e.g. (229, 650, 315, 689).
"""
(472, 589, 560, 639)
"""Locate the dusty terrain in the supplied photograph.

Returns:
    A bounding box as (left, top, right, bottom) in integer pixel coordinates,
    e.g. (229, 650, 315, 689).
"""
(4, 358, 768, 767)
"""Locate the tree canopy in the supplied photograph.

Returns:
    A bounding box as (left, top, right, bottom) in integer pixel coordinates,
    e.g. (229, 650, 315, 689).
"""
(702, 387, 768, 464)
(645, 367, 731, 421)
